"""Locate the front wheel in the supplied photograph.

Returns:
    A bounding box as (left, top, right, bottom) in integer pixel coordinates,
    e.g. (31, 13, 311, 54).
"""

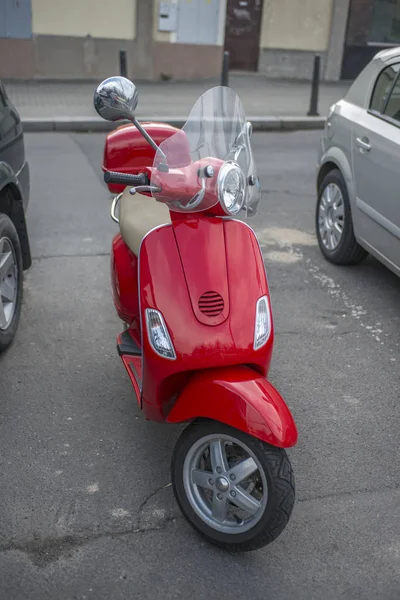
(171, 419, 295, 552)
(0, 214, 23, 353)
(316, 169, 367, 265)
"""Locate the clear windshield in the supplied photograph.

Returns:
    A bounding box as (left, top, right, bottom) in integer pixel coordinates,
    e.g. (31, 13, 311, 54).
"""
(151, 86, 261, 216)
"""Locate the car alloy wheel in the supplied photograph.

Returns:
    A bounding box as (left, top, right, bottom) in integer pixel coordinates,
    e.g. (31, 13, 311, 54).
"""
(318, 182, 345, 251)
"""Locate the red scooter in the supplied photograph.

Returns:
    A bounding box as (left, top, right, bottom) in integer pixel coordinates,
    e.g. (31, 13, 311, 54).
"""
(94, 77, 298, 552)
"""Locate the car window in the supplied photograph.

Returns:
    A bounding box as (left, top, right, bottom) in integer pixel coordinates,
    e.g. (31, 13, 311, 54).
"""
(383, 75, 400, 123)
(370, 63, 400, 113)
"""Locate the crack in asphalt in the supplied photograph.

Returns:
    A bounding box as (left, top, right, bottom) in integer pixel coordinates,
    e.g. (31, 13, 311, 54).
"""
(1, 483, 398, 567)
(0, 524, 175, 568)
(0, 483, 174, 567)
(136, 483, 172, 529)
(298, 483, 399, 504)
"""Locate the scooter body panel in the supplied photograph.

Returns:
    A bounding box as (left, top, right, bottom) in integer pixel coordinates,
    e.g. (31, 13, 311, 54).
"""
(111, 233, 139, 327)
(120, 354, 142, 406)
(167, 365, 298, 448)
(138, 216, 274, 422)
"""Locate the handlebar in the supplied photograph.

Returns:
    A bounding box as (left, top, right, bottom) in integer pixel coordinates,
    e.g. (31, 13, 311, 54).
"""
(104, 171, 149, 186)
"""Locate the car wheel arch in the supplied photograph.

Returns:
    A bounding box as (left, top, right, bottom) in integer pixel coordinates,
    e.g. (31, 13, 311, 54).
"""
(317, 161, 339, 191)
(318, 149, 355, 205)
(0, 183, 31, 270)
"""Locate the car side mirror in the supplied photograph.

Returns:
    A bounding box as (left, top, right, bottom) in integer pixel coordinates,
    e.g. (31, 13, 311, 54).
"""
(94, 76, 139, 122)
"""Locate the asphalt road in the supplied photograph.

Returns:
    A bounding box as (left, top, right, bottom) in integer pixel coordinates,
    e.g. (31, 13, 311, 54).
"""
(0, 131, 399, 600)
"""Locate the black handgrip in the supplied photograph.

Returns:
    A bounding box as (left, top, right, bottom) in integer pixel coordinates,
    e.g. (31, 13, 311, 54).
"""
(104, 171, 148, 186)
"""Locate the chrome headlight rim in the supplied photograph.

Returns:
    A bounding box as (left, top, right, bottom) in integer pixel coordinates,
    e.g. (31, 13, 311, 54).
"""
(217, 161, 246, 216)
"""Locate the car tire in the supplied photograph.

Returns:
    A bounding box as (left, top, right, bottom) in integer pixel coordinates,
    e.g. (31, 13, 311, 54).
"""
(0, 213, 23, 352)
(316, 169, 367, 265)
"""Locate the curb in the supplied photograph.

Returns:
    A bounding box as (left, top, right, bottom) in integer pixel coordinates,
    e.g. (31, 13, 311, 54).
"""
(21, 116, 326, 133)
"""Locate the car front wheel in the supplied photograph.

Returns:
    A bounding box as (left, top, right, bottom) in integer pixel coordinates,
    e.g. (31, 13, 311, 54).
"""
(316, 169, 367, 265)
(0, 213, 23, 352)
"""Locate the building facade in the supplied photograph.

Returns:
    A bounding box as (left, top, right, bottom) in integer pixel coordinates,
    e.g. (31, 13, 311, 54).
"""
(1, 0, 400, 81)
(0, 0, 226, 80)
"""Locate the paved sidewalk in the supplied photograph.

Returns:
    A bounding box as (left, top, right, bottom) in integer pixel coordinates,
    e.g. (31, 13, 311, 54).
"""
(5, 74, 351, 131)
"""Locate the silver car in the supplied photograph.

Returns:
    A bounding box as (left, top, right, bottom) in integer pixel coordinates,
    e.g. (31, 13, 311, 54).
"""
(316, 47, 400, 277)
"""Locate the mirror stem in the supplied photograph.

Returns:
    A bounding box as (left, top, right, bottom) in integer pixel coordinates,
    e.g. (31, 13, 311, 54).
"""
(132, 117, 167, 162)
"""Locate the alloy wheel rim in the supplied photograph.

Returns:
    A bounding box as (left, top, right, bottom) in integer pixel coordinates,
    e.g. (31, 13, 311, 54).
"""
(318, 183, 345, 250)
(0, 237, 18, 330)
(183, 433, 268, 534)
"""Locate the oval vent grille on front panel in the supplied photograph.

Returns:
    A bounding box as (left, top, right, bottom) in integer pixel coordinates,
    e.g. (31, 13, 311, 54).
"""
(198, 291, 224, 318)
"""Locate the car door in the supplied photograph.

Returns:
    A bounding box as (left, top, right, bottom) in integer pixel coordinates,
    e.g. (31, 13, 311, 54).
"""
(351, 62, 400, 270)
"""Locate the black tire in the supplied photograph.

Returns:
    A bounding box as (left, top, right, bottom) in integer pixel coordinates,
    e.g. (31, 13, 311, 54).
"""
(171, 419, 295, 552)
(0, 213, 23, 353)
(316, 169, 367, 265)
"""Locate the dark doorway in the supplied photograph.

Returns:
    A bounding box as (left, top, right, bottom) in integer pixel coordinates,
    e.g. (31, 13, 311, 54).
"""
(224, 0, 263, 71)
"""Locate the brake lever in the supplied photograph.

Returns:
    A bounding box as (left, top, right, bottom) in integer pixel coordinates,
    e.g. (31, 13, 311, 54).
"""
(129, 185, 162, 195)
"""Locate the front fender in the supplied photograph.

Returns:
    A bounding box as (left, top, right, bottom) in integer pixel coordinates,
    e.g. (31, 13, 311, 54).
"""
(0, 161, 18, 190)
(0, 161, 31, 269)
(167, 366, 298, 448)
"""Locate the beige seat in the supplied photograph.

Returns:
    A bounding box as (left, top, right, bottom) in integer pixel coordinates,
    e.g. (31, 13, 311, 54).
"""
(119, 186, 171, 256)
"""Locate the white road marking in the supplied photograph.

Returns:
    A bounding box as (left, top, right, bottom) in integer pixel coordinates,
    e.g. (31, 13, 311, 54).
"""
(151, 508, 166, 519)
(86, 483, 99, 494)
(264, 250, 301, 264)
(111, 508, 130, 518)
(306, 260, 386, 346)
(255, 226, 390, 349)
(343, 395, 360, 405)
(257, 227, 317, 247)
(257, 227, 307, 264)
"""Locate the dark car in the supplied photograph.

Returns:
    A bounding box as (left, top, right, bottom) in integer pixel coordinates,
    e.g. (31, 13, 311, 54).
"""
(0, 80, 31, 352)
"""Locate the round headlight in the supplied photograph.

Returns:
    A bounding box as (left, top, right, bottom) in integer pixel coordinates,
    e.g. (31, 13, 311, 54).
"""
(217, 162, 246, 215)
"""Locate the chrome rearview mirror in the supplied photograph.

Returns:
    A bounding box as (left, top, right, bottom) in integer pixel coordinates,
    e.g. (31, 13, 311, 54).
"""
(94, 76, 139, 122)
(93, 75, 168, 164)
